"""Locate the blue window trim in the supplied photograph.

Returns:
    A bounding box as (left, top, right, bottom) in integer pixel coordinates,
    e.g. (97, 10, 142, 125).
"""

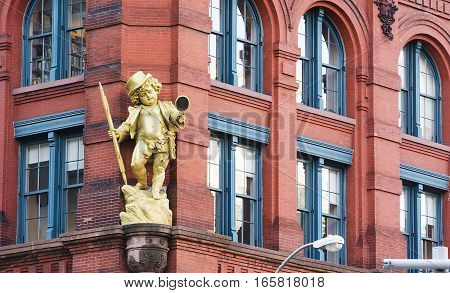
(402, 183, 443, 270)
(208, 112, 270, 144)
(210, 0, 263, 92)
(299, 8, 346, 115)
(208, 114, 264, 247)
(400, 163, 449, 191)
(14, 109, 85, 138)
(297, 136, 353, 165)
(15, 109, 84, 243)
(401, 41, 442, 143)
(209, 133, 263, 247)
(22, 0, 85, 86)
(297, 155, 347, 264)
(17, 130, 83, 243)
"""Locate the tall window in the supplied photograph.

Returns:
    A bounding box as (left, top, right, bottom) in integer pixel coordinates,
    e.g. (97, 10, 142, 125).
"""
(297, 8, 345, 115)
(398, 41, 441, 143)
(19, 133, 84, 242)
(207, 134, 262, 246)
(297, 157, 346, 264)
(401, 184, 442, 262)
(208, 0, 263, 92)
(24, 0, 86, 86)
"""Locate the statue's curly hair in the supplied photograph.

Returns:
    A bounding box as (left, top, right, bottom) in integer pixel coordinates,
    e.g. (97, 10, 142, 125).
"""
(129, 77, 162, 105)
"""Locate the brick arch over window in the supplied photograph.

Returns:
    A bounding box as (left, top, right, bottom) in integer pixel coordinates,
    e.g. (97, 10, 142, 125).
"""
(291, 0, 370, 119)
(397, 15, 450, 146)
(244, 0, 286, 95)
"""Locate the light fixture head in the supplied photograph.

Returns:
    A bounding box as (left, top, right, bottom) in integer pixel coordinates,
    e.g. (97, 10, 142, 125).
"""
(312, 235, 344, 252)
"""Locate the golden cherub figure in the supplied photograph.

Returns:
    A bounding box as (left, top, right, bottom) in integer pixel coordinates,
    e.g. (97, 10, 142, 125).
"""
(109, 71, 186, 200)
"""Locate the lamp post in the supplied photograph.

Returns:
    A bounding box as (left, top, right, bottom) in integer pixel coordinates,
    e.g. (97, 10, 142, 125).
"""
(383, 246, 450, 273)
(275, 235, 345, 273)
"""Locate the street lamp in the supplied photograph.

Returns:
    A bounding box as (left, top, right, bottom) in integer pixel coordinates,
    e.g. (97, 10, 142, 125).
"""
(275, 235, 345, 273)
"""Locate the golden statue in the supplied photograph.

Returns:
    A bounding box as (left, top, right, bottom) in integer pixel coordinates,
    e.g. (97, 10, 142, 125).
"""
(100, 71, 188, 225)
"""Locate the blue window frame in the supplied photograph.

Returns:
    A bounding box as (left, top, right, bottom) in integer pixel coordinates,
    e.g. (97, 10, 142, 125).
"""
(398, 41, 442, 143)
(400, 184, 442, 265)
(18, 131, 83, 243)
(297, 8, 346, 115)
(23, 0, 86, 86)
(207, 133, 263, 246)
(297, 156, 346, 264)
(208, 0, 263, 92)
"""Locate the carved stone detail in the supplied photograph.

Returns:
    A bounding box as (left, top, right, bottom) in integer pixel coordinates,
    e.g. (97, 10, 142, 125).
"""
(374, 0, 399, 40)
(124, 224, 172, 273)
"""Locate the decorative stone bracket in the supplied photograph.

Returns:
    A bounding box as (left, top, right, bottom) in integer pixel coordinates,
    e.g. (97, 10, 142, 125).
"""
(374, 0, 399, 41)
(123, 224, 172, 273)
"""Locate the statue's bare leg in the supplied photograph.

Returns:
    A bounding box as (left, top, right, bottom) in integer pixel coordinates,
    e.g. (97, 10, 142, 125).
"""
(131, 141, 149, 190)
(151, 152, 169, 199)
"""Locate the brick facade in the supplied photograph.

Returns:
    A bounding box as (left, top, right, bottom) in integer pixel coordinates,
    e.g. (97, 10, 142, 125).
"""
(0, 0, 449, 272)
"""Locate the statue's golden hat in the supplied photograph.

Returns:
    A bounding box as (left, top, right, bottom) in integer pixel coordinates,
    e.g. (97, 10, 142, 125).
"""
(126, 71, 153, 97)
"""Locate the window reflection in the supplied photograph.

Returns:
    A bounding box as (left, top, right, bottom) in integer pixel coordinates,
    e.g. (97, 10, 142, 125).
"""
(235, 144, 257, 245)
(207, 138, 223, 233)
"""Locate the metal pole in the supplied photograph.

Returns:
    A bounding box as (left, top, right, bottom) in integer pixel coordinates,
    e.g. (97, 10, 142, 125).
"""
(275, 243, 314, 273)
(383, 246, 449, 272)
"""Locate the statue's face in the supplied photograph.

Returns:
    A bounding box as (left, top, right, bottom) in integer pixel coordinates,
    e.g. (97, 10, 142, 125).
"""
(139, 80, 158, 106)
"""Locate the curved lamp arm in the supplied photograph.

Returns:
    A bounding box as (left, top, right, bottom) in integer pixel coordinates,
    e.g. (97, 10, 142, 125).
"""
(275, 243, 314, 273)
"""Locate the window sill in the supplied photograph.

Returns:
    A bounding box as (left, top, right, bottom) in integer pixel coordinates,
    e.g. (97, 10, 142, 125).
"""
(401, 133, 450, 154)
(210, 79, 272, 102)
(296, 104, 356, 134)
(12, 75, 85, 96)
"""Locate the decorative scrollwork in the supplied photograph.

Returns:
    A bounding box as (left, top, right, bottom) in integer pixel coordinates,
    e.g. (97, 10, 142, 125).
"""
(374, 0, 398, 41)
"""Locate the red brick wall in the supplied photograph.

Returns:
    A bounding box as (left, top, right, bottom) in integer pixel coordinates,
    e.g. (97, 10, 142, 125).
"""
(0, 0, 448, 272)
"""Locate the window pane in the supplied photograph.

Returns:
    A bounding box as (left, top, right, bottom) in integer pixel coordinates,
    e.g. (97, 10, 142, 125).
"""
(245, 175, 254, 196)
(322, 167, 341, 217)
(26, 144, 49, 192)
(30, 0, 53, 36)
(208, 34, 222, 80)
(26, 193, 48, 242)
(297, 160, 308, 210)
(69, 0, 82, 27)
(235, 171, 245, 195)
(422, 240, 434, 259)
(43, 0, 52, 33)
(235, 146, 245, 171)
(209, 164, 220, 189)
(421, 193, 438, 241)
(210, 0, 222, 32)
(66, 138, 79, 162)
(245, 149, 255, 173)
(298, 16, 307, 57)
(236, 42, 255, 90)
(207, 138, 222, 189)
(321, 23, 339, 67)
(65, 137, 84, 186)
(322, 216, 340, 263)
(399, 91, 408, 132)
(296, 60, 304, 103)
(65, 188, 79, 232)
(321, 67, 339, 113)
(236, 197, 254, 245)
(30, 36, 52, 85)
(400, 187, 408, 233)
(236, 0, 257, 41)
(69, 29, 86, 77)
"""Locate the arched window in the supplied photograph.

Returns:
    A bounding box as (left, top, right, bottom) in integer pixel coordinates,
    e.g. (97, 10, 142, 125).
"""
(23, 0, 86, 86)
(296, 8, 346, 115)
(208, 0, 263, 92)
(398, 41, 442, 143)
